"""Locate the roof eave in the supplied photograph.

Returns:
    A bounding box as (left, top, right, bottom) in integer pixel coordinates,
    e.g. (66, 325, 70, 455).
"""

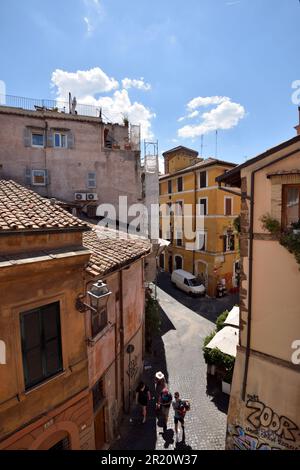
(0, 225, 91, 236)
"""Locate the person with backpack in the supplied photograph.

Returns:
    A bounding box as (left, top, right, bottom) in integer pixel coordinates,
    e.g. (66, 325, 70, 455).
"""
(172, 392, 190, 442)
(158, 387, 172, 432)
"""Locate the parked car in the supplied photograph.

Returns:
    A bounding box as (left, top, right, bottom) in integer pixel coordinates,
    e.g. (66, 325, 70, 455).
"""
(171, 269, 206, 296)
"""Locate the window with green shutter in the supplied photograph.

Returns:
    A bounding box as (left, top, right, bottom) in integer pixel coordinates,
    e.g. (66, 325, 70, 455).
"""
(20, 302, 63, 390)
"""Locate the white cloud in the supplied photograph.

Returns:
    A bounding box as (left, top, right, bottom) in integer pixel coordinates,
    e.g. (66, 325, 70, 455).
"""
(87, 89, 155, 140)
(187, 110, 199, 118)
(187, 95, 229, 110)
(83, 0, 104, 35)
(51, 67, 119, 101)
(51, 67, 155, 140)
(178, 97, 245, 139)
(177, 110, 199, 122)
(121, 78, 151, 91)
(83, 17, 93, 35)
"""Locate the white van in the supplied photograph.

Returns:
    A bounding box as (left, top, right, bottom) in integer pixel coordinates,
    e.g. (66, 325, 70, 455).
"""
(171, 270, 206, 296)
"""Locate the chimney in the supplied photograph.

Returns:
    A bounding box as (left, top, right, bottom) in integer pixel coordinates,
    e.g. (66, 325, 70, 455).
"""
(295, 106, 300, 136)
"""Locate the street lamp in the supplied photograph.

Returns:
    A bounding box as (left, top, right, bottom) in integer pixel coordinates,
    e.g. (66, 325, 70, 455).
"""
(76, 280, 111, 313)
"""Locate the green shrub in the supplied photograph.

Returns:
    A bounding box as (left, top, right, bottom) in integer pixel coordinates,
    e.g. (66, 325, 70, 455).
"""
(233, 216, 241, 233)
(216, 310, 229, 332)
(260, 213, 281, 236)
(280, 232, 300, 269)
(291, 219, 300, 230)
(203, 346, 235, 370)
(203, 331, 216, 348)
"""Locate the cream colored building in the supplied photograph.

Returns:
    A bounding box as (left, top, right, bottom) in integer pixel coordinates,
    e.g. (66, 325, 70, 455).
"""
(216, 119, 300, 450)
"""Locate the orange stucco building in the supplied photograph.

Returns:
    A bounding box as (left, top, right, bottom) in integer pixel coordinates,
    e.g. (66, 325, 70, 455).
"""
(159, 146, 240, 296)
(0, 180, 150, 450)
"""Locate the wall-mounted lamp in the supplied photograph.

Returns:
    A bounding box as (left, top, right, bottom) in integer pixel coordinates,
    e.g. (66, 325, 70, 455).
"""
(76, 280, 111, 313)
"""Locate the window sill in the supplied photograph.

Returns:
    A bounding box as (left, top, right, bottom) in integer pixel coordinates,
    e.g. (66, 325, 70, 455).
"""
(87, 322, 114, 347)
(22, 369, 69, 398)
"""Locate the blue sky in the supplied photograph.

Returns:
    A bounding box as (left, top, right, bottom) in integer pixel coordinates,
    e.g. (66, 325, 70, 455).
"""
(0, 0, 299, 168)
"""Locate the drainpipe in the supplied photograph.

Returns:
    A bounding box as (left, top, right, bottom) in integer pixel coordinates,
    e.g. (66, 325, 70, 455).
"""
(119, 270, 125, 412)
(45, 120, 49, 197)
(192, 170, 197, 274)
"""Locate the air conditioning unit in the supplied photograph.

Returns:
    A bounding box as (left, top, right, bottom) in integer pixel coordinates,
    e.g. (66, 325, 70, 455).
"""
(87, 193, 98, 201)
(74, 192, 87, 201)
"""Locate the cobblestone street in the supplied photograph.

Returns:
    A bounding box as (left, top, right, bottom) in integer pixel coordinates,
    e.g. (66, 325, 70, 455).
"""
(111, 282, 235, 451)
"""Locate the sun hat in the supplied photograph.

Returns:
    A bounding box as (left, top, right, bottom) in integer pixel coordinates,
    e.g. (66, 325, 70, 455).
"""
(155, 371, 165, 380)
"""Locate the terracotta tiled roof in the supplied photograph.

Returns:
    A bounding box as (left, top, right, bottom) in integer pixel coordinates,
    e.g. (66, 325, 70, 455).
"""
(0, 180, 89, 232)
(159, 157, 236, 180)
(83, 225, 151, 277)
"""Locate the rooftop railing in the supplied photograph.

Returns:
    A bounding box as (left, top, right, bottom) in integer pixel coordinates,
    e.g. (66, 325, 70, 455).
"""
(0, 93, 106, 119)
(0, 94, 141, 151)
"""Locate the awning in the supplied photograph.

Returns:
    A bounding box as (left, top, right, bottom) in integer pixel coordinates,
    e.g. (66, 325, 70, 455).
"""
(206, 326, 239, 358)
(224, 306, 239, 328)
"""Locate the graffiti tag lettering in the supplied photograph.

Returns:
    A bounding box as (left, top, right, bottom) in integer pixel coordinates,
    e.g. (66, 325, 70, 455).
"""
(246, 399, 299, 442)
(127, 355, 138, 380)
(230, 425, 280, 450)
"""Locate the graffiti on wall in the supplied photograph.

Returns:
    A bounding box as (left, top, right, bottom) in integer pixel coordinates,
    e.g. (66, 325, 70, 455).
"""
(228, 395, 300, 450)
(127, 355, 139, 380)
(229, 425, 280, 450)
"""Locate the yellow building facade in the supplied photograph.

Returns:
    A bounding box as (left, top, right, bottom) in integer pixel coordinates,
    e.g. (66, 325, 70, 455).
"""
(159, 146, 240, 297)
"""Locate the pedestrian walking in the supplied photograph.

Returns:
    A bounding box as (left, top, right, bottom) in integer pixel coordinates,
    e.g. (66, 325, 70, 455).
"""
(135, 381, 151, 424)
(154, 371, 166, 405)
(172, 392, 190, 442)
(158, 387, 172, 432)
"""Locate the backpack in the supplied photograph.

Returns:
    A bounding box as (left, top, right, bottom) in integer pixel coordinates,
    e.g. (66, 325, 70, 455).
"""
(178, 400, 190, 417)
(161, 391, 172, 405)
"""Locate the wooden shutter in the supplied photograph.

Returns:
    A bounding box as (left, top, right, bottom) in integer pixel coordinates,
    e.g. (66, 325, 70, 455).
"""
(177, 177, 183, 192)
(200, 171, 207, 188)
(47, 129, 54, 148)
(21, 309, 44, 389)
(67, 132, 75, 149)
(42, 303, 62, 377)
(20, 302, 62, 390)
(25, 168, 31, 186)
(23, 128, 31, 147)
(225, 198, 232, 215)
(44, 169, 50, 186)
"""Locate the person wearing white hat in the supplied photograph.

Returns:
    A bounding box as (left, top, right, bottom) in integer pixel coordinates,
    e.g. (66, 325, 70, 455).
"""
(154, 371, 166, 407)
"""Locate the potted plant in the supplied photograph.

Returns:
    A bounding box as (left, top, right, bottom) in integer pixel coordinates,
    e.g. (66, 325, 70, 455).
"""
(203, 331, 216, 375)
(222, 367, 234, 395)
(291, 219, 300, 235)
